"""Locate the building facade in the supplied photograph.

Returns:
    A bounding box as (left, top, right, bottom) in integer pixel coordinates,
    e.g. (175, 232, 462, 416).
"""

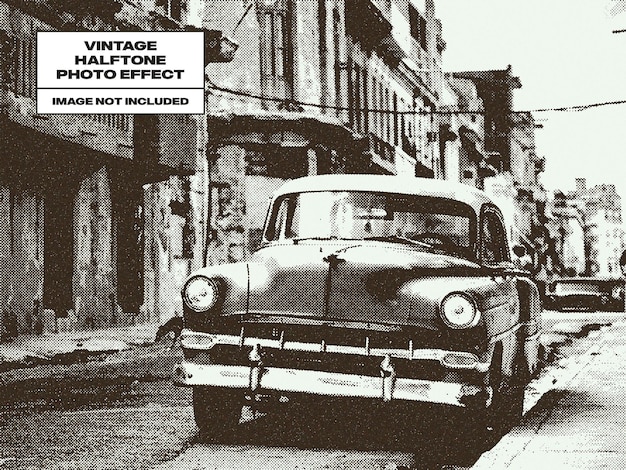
(141, 0, 450, 322)
(585, 184, 623, 277)
(547, 191, 586, 276)
(1, 0, 553, 333)
(438, 73, 490, 188)
(0, 0, 208, 334)
(449, 68, 547, 250)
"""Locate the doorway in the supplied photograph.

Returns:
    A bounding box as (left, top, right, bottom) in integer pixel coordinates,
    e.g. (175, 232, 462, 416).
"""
(43, 190, 74, 317)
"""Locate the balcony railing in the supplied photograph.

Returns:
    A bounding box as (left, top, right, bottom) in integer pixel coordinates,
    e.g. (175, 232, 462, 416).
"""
(86, 114, 131, 133)
(368, 132, 395, 164)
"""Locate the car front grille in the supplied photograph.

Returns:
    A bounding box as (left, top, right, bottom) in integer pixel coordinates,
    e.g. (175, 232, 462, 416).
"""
(183, 316, 486, 383)
(205, 316, 486, 354)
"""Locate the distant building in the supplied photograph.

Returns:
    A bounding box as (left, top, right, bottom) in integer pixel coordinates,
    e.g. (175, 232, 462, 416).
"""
(586, 184, 623, 276)
(449, 67, 547, 261)
(438, 74, 493, 189)
(547, 191, 586, 275)
(549, 178, 624, 277)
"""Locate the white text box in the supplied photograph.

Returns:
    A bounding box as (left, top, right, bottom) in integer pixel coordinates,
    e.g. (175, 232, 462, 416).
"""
(37, 31, 204, 89)
(37, 88, 204, 114)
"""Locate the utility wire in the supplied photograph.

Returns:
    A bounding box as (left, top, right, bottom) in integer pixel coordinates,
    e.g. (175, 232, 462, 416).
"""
(231, 1, 254, 35)
(206, 83, 626, 116)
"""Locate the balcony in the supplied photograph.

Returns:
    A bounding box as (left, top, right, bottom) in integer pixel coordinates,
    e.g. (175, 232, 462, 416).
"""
(356, 133, 395, 174)
(409, 37, 428, 71)
(345, 0, 392, 50)
(378, 33, 405, 66)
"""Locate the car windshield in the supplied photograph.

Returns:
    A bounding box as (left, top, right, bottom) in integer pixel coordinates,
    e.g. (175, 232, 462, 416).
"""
(263, 191, 476, 257)
(554, 281, 602, 295)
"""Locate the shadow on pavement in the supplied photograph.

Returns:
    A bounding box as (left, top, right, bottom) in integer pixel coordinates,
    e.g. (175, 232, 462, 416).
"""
(519, 388, 598, 426)
(0, 377, 190, 415)
(194, 397, 512, 469)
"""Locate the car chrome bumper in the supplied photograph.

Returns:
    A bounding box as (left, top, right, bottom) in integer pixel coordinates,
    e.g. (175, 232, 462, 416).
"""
(173, 360, 490, 408)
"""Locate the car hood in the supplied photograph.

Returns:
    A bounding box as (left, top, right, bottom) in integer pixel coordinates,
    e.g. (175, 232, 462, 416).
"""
(246, 241, 485, 329)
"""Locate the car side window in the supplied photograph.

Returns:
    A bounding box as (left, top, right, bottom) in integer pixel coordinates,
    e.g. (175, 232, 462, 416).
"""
(481, 209, 508, 264)
(265, 196, 292, 241)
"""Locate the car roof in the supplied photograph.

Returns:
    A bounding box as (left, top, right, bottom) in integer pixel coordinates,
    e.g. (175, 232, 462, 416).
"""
(553, 277, 622, 283)
(272, 174, 495, 213)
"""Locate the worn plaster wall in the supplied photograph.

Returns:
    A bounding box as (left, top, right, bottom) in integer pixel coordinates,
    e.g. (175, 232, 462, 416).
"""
(203, 0, 262, 113)
(293, 0, 322, 108)
(0, 186, 43, 333)
(205, 146, 247, 266)
(73, 167, 116, 328)
(143, 170, 208, 324)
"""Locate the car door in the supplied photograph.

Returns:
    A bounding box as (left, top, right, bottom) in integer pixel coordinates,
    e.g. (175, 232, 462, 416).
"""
(479, 205, 519, 336)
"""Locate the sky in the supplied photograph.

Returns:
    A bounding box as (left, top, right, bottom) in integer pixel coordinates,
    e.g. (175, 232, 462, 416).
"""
(435, 0, 626, 198)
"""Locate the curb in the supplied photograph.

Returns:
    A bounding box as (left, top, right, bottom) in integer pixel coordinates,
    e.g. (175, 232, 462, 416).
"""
(0, 325, 159, 374)
(471, 326, 610, 469)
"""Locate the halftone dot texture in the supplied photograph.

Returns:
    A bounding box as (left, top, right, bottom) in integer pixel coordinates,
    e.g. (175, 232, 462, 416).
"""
(473, 323, 626, 469)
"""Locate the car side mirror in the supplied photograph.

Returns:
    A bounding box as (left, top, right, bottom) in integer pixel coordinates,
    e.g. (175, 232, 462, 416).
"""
(511, 244, 533, 272)
(512, 244, 526, 258)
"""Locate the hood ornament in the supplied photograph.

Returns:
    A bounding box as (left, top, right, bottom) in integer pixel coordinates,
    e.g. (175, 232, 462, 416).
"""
(323, 252, 345, 269)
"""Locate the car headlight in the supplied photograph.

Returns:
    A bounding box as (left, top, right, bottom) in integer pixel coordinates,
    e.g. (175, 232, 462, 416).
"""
(440, 292, 480, 329)
(183, 276, 219, 312)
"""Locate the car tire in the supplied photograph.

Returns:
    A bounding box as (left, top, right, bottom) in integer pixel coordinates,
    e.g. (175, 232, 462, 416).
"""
(486, 346, 526, 434)
(193, 386, 243, 438)
(465, 345, 525, 437)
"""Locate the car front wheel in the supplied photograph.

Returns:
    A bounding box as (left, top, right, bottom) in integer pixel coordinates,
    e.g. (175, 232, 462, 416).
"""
(485, 347, 527, 434)
(464, 347, 526, 436)
(193, 386, 243, 438)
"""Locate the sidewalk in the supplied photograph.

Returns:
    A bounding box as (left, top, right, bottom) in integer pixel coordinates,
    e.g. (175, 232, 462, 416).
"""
(0, 323, 159, 370)
(473, 321, 626, 469)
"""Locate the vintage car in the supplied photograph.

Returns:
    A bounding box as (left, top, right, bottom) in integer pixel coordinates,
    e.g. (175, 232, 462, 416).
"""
(173, 175, 542, 435)
(546, 277, 625, 312)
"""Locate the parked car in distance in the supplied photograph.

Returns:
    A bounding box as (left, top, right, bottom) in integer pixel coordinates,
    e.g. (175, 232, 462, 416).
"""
(546, 277, 625, 312)
(173, 175, 542, 436)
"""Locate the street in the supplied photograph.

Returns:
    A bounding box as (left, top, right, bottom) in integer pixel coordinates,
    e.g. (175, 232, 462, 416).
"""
(0, 309, 620, 470)
(1, 1, 625, 469)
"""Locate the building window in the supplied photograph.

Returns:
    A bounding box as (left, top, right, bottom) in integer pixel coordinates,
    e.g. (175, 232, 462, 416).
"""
(371, 76, 378, 136)
(409, 5, 427, 50)
(393, 92, 398, 147)
(362, 68, 369, 133)
(8, 37, 36, 99)
(156, 0, 183, 21)
(354, 63, 361, 131)
(347, 58, 355, 126)
(384, 87, 390, 143)
(259, 0, 292, 101)
(261, 11, 287, 77)
(333, 8, 342, 115)
(379, 81, 385, 138)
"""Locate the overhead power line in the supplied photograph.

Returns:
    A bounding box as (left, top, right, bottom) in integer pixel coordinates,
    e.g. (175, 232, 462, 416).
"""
(206, 83, 626, 116)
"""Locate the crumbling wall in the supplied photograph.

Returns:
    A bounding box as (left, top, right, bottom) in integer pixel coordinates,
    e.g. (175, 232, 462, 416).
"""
(0, 185, 43, 335)
(73, 167, 115, 328)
